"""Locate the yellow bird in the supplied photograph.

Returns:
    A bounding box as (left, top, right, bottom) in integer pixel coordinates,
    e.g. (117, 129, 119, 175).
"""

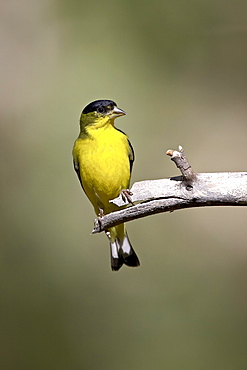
(72, 100, 140, 271)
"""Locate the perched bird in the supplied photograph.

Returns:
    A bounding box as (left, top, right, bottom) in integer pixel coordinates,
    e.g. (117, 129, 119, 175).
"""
(73, 99, 140, 271)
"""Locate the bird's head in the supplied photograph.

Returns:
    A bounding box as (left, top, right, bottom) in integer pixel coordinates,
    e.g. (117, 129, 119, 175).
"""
(80, 100, 126, 131)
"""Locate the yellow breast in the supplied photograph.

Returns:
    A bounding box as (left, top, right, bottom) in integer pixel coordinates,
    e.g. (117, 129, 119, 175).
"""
(73, 124, 131, 214)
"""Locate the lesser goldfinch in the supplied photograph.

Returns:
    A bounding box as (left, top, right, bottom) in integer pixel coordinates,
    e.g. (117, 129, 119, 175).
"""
(73, 100, 140, 271)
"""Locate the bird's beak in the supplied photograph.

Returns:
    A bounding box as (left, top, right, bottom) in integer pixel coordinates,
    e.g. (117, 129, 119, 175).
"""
(109, 106, 126, 119)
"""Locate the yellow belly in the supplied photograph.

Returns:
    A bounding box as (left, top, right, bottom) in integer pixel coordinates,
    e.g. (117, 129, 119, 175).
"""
(74, 126, 131, 214)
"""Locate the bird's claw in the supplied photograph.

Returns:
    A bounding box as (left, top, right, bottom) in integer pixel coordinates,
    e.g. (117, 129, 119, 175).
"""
(121, 189, 134, 205)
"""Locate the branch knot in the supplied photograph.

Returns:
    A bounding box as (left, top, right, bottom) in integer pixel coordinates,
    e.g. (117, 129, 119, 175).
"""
(166, 145, 197, 184)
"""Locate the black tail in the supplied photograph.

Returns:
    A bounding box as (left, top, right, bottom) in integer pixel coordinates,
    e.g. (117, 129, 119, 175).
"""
(110, 233, 140, 271)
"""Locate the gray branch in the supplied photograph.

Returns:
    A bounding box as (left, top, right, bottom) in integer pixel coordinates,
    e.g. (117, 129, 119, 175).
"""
(92, 146, 247, 234)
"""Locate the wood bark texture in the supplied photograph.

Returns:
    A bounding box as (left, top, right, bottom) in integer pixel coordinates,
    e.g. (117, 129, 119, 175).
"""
(92, 147, 247, 234)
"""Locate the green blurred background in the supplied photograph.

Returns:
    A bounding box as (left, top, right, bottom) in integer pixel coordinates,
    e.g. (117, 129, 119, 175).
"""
(1, 1, 247, 369)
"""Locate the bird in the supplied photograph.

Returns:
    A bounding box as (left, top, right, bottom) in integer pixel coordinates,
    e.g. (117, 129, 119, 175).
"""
(72, 99, 140, 271)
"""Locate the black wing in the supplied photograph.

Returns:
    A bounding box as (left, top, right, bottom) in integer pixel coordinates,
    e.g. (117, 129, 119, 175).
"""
(128, 139, 135, 174)
(116, 127, 135, 174)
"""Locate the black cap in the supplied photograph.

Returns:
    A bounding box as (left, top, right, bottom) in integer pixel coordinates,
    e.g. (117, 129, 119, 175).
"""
(82, 100, 117, 114)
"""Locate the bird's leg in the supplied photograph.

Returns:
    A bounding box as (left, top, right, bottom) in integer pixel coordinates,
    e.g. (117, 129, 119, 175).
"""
(121, 189, 134, 205)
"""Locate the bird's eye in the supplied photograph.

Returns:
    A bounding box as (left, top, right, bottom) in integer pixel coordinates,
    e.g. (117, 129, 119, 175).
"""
(97, 106, 105, 114)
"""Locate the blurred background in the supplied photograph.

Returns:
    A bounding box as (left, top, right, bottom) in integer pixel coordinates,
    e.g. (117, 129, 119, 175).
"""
(1, 0, 247, 369)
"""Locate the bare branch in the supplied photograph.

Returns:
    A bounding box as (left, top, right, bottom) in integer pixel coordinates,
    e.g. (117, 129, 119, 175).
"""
(92, 146, 247, 234)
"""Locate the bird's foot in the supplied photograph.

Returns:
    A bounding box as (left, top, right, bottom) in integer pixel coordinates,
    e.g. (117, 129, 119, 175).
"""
(121, 189, 134, 205)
